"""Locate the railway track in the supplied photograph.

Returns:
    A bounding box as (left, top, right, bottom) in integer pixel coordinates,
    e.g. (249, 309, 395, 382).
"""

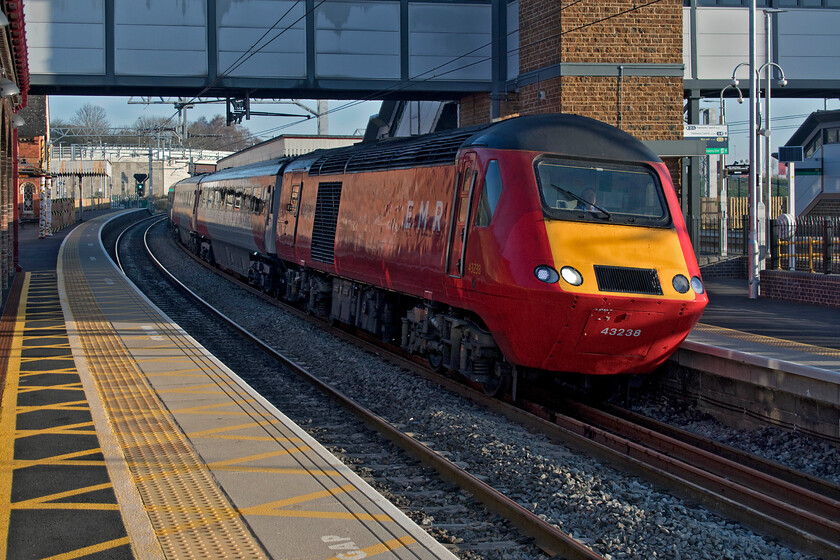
(116, 215, 840, 559)
(112, 215, 592, 559)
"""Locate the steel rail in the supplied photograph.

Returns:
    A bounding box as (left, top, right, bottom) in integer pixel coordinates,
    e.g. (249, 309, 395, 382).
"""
(157, 223, 840, 559)
(578, 400, 840, 516)
(139, 220, 606, 560)
(600, 402, 840, 502)
(537, 400, 840, 544)
(114, 213, 164, 273)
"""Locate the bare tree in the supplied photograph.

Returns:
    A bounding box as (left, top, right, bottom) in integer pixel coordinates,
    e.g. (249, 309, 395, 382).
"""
(69, 103, 112, 143)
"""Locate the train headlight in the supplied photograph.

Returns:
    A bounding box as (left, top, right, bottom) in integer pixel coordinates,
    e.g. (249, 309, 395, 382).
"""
(672, 274, 690, 294)
(534, 265, 560, 284)
(691, 276, 705, 294)
(560, 266, 583, 286)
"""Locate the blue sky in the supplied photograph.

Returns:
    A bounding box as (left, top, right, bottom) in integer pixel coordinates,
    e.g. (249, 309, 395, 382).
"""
(48, 95, 840, 164)
(712, 97, 840, 164)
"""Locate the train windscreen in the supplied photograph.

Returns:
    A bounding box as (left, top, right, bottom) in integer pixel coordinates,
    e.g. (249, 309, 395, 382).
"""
(534, 157, 671, 227)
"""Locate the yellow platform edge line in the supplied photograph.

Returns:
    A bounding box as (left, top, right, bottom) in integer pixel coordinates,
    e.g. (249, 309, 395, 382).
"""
(694, 321, 840, 358)
(0, 273, 29, 560)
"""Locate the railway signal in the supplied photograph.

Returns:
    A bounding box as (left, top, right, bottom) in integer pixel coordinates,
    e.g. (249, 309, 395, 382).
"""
(134, 173, 148, 196)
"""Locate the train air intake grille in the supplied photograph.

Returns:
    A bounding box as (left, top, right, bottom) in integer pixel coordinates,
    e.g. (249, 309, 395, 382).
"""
(311, 182, 342, 264)
(593, 265, 662, 295)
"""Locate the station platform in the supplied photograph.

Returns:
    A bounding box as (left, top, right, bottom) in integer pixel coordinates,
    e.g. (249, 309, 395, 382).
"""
(1, 210, 458, 559)
(671, 277, 840, 440)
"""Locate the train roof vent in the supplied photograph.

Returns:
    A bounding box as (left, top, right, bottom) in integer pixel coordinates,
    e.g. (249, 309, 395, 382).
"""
(311, 181, 343, 265)
(309, 128, 479, 175)
(593, 265, 663, 296)
(312, 153, 354, 175)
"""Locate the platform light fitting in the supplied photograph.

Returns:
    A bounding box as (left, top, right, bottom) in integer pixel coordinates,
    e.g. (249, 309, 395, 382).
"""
(0, 69, 19, 98)
(11, 113, 24, 128)
(0, 11, 8, 27)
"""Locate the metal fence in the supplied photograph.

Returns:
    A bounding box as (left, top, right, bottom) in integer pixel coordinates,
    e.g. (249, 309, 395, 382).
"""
(695, 215, 750, 256)
(769, 216, 840, 275)
(692, 215, 840, 274)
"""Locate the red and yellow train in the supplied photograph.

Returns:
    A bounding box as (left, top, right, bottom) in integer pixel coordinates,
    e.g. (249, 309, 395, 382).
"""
(170, 114, 707, 394)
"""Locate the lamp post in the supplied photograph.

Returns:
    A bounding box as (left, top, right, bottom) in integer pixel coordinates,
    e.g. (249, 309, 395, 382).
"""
(762, 8, 786, 263)
(748, 1, 759, 298)
(728, 48, 759, 297)
(719, 84, 743, 257)
(730, 35, 787, 298)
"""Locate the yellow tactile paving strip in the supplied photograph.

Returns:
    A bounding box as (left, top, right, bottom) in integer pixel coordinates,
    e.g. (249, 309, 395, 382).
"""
(59, 241, 269, 559)
(51, 214, 455, 559)
(694, 322, 840, 359)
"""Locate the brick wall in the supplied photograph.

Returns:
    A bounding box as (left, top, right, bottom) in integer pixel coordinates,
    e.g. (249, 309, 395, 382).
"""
(461, 0, 683, 142)
(17, 138, 41, 162)
(559, 1, 682, 65)
(459, 93, 519, 128)
(700, 256, 748, 279)
(759, 270, 840, 309)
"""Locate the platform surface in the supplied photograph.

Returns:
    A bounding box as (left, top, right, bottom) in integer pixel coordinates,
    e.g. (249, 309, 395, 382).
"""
(2, 210, 457, 559)
(689, 277, 840, 380)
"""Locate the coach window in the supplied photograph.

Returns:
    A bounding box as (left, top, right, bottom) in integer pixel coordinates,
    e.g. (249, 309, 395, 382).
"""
(475, 160, 503, 227)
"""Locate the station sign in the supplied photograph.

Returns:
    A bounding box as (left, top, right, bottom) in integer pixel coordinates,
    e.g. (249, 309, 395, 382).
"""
(683, 124, 729, 155)
(724, 164, 749, 177)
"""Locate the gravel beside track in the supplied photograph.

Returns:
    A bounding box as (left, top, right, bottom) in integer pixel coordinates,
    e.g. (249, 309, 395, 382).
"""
(628, 393, 840, 487)
(139, 219, 822, 560)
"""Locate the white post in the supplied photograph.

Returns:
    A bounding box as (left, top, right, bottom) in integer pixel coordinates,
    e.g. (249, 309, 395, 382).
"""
(317, 100, 329, 135)
(764, 12, 773, 267)
(748, 1, 760, 298)
(788, 161, 796, 270)
(719, 99, 729, 257)
(148, 146, 153, 210)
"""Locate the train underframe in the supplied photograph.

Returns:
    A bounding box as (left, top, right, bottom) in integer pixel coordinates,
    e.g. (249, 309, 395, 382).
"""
(185, 231, 512, 396)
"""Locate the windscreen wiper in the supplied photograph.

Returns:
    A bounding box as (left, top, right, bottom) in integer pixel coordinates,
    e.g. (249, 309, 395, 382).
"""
(550, 184, 611, 219)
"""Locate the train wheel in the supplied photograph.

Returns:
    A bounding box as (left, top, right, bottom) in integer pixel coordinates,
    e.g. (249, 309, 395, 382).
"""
(482, 367, 509, 398)
(428, 352, 445, 372)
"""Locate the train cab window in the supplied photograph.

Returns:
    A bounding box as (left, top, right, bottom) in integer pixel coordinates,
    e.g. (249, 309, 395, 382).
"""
(534, 157, 670, 227)
(475, 160, 503, 227)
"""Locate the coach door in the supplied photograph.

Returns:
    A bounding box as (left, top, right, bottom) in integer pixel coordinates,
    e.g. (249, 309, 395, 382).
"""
(191, 186, 200, 230)
(276, 171, 305, 257)
(447, 152, 478, 278)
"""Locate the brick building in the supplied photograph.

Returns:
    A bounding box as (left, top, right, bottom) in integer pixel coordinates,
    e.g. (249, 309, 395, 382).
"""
(15, 94, 46, 223)
(1, 0, 29, 307)
(460, 0, 683, 143)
